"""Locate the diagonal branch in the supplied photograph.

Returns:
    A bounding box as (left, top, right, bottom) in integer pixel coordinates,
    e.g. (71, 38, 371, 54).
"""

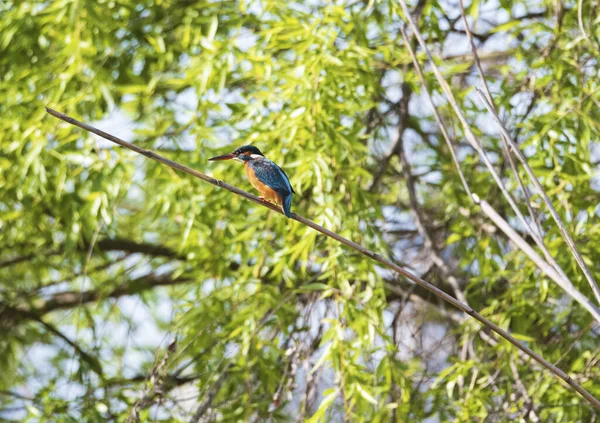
(397, 134, 467, 304)
(397, 23, 600, 324)
(0, 253, 39, 269)
(45, 107, 600, 410)
(456, 0, 587, 309)
(398, 27, 474, 200)
(577, 0, 600, 55)
(397, 0, 549, 260)
(476, 198, 600, 321)
(34, 316, 103, 376)
(475, 90, 600, 306)
(458, 0, 543, 240)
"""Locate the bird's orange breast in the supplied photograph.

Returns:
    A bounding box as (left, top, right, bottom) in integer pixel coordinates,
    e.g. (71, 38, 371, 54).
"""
(245, 163, 282, 205)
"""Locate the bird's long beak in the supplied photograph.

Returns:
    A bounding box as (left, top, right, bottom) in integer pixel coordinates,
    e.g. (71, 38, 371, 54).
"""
(208, 153, 235, 161)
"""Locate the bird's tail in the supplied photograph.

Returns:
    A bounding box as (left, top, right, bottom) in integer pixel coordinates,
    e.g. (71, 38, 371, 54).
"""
(282, 194, 293, 218)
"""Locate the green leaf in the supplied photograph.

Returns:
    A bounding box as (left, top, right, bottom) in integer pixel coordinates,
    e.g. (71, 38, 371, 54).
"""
(306, 390, 338, 423)
(447, 233, 462, 244)
(207, 16, 219, 41)
(297, 283, 330, 292)
(356, 383, 378, 405)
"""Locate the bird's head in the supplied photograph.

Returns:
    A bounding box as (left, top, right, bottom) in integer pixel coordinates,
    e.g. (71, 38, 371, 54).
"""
(209, 145, 265, 163)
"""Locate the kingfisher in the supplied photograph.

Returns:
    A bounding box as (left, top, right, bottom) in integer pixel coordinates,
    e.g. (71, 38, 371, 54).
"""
(209, 145, 295, 218)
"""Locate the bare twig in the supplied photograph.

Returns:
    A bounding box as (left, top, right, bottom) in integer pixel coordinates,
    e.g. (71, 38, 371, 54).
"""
(187, 293, 294, 422)
(458, 0, 542, 239)
(459, 0, 600, 312)
(369, 83, 411, 191)
(369, 0, 425, 192)
(578, 0, 600, 54)
(510, 358, 540, 422)
(127, 339, 178, 423)
(399, 27, 474, 201)
(475, 89, 600, 306)
(67, 223, 102, 388)
(35, 316, 103, 376)
(398, 0, 550, 257)
(46, 107, 600, 410)
(397, 22, 600, 324)
(189, 367, 230, 423)
(397, 134, 467, 303)
(477, 198, 600, 321)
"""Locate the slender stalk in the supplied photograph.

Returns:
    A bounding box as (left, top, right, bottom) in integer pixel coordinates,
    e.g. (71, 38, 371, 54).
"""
(46, 107, 600, 410)
(458, 0, 543, 239)
(477, 196, 600, 321)
(578, 0, 600, 54)
(397, 0, 546, 270)
(189, 366, 230, 423)
(398, 26, 473, 201)
(476, 90, 600, 306)
(398, 23, 600, 324)
(456, 1, 586, 307)
(397, 128, 468, 304)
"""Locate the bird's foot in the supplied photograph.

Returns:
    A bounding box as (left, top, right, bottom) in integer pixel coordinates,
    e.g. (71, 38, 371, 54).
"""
(259, 196, 277, 205)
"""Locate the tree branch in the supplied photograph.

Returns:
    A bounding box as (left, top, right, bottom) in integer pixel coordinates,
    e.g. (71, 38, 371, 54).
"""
(34, 316, 103, 376)
(458, 0, 543, 240)
(397, 0, 600, 323)
(1, 273, 192, 324)
(189, 366, 230, 423)
(369, 82, 412, 191)
(0, 238, 184, 271)
(0, 253, 39, 269)
(475, 89, 600, 306)
(455, 0, 595, 316)
(456, 0, 599, 313)
(127, 339, 178, 423)
(398, 26, 474, 201)
(397, 134, 468, 304)
(2, 262, 454, 330)
(45, 107, 600, 410)
(398, 0, 549, 245)
(96, 238, 186, 260)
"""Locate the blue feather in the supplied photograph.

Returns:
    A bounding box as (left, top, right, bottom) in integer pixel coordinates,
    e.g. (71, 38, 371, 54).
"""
(248, 157, 294, 218)
(282, 194, 293, 218)
(249, 158, 294, 195)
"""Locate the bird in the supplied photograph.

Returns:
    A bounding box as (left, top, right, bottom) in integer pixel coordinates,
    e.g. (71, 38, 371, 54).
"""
(209, 145, 295, 218)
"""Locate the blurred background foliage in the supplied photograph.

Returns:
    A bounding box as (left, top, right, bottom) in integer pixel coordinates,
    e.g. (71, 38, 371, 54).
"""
(1, 0, 599, 421)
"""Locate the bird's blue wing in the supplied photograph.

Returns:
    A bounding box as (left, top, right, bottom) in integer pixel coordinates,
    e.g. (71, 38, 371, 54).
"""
(274, 163, 296, 194)
(250, 159, 294, 195)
